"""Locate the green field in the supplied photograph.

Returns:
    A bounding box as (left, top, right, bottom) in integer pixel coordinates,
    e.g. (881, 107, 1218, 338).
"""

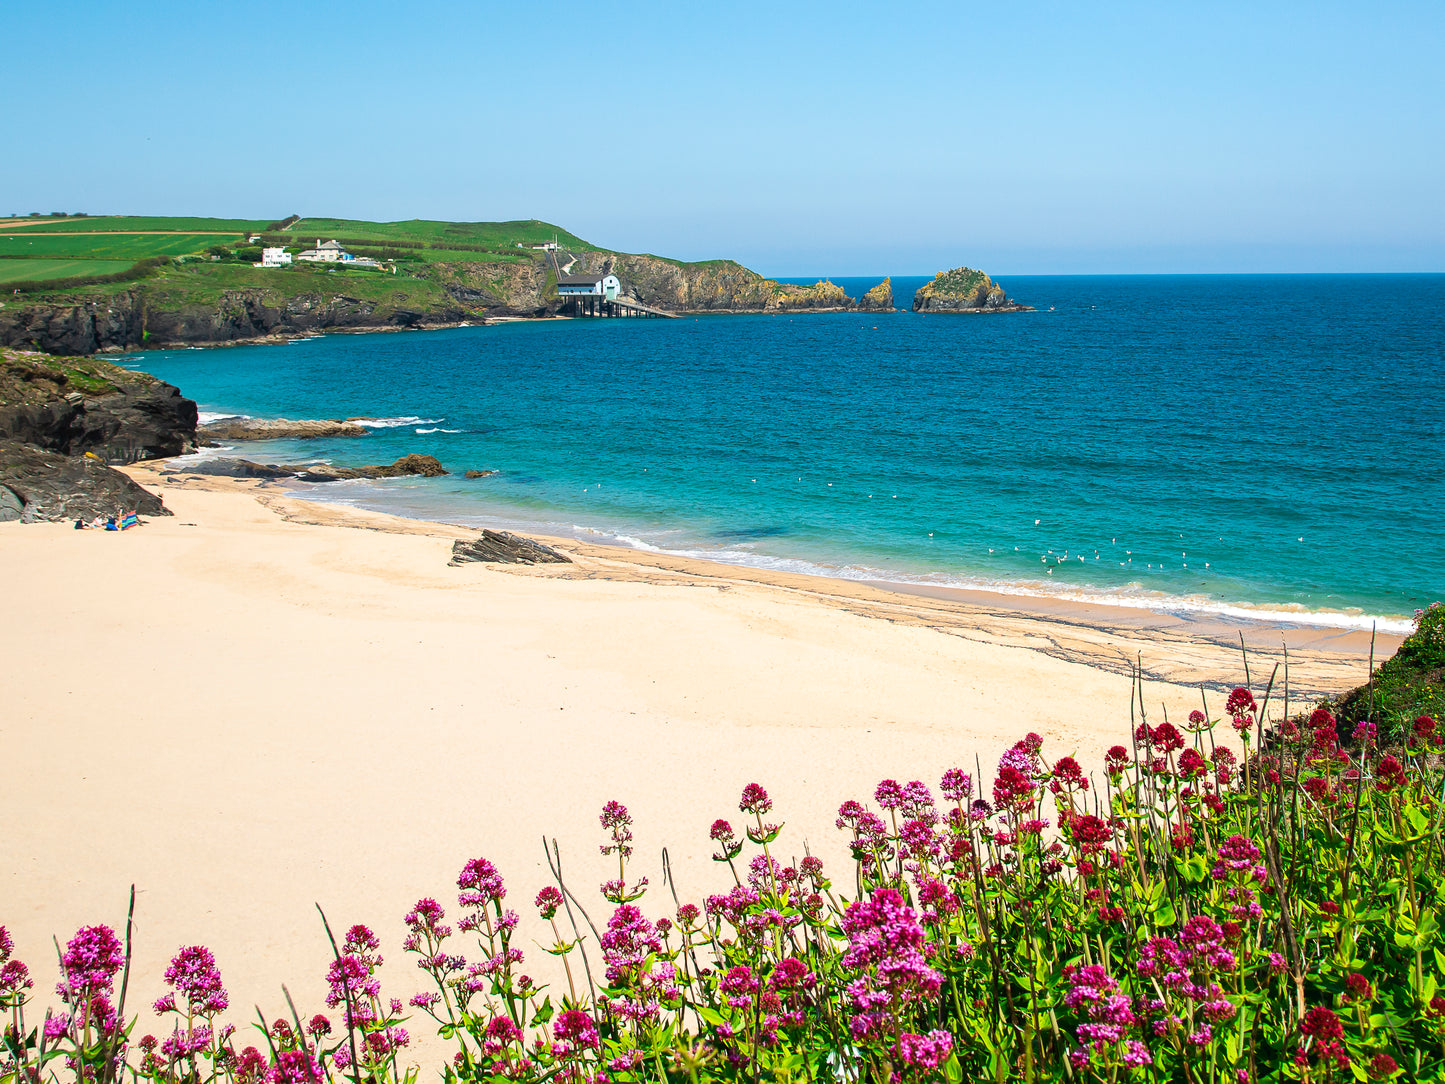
(278, 217, 593, 253)
(3, 215, 267, 234)
(0, 259, 134, 284)
(0, 233, 230, 260)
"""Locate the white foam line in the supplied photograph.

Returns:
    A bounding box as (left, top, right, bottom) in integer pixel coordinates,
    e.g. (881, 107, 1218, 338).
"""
(278, 488, 1417, 634)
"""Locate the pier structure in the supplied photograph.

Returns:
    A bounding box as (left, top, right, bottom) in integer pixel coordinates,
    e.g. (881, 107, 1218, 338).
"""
(555, 272, 677, 318)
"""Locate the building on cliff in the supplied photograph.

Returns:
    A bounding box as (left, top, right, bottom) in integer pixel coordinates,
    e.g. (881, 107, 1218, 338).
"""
(556, 272, 620, 300)
(296, 239, 350, 263)
(255, 247, 292, 268)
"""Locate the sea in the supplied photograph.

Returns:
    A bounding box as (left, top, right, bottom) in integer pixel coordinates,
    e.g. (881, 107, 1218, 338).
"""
(124, 274, 1445, 635)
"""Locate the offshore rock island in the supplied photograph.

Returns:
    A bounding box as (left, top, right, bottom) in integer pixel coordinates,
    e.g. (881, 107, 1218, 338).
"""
(0, 215, 1027, 355)
(912, 266, 1034, 313)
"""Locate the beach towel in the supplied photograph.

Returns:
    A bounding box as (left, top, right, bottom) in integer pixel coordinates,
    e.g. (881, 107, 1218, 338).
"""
(119, 512, 139, 530)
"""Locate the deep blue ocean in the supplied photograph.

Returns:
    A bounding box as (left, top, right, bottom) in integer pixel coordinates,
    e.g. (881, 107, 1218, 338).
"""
(126, 274, 1445, 633)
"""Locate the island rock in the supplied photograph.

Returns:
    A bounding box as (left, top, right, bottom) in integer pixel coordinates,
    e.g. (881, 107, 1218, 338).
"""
(858, 278, 894, 311)
(912, 267, 1034, 313)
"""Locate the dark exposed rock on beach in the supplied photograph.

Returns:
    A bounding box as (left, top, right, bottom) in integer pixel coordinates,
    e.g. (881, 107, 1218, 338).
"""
(912, 267, 1033, 313)
(169, 454, 448, 483)
(464, 469, 499, 479)
(198, 417, 369, 441)
(449, 531, 572, 566)
(0, 348, 197, 460)
(0, 439, 170, 522)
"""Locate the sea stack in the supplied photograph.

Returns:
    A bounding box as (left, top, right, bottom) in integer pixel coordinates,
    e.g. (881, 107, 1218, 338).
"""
(858, 277, 894, 311)
(912, 267, 1033, 313)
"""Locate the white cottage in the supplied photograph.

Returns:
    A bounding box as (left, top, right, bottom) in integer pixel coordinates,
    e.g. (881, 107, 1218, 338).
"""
(256, 247, 292, 267)
(296, 239, 350, 263)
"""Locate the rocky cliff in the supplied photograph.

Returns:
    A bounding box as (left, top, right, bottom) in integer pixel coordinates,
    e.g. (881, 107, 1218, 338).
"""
(0, 288, 470, 356)
(432, 252, 861, 315)
(0, 348, 197, 460)
(912, 267, 1033, 313)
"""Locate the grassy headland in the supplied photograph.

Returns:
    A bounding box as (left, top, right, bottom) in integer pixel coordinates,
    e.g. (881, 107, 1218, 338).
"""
(0, 215, 886, 353)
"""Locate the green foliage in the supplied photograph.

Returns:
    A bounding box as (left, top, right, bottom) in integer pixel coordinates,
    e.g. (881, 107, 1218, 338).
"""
(923, 267, 990, 298)
(1339, 603, 1445, 741)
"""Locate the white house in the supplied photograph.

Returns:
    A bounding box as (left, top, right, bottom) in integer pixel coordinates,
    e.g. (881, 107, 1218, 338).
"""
(255, 247, 292, 268)
(556, 272, 621, 300)
(296, 239, 350, 263)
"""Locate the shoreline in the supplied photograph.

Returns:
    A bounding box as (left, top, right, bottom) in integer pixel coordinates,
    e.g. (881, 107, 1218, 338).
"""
(141, 462, 1400, 700)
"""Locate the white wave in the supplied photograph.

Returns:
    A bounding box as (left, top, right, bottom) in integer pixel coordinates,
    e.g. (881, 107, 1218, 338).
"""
(414, 427, 462, 434)
(350, 416, 444, 429)
(197, 411, 249, 424)
(274, 491, 1418, 635)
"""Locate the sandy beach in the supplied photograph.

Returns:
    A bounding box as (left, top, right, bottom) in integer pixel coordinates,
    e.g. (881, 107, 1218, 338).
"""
(0, 466, 1397, 1066)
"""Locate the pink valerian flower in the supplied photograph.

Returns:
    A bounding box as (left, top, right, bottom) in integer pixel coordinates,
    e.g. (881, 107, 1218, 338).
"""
(161, 1025, 213, 1059)
(160, 945, 229, 1016)
(1050, 756, 1088, 793)
(1065, 964, 1137, 1049)
(940, 768, 973, 803)
(1212, 746, 1238, 786)
(551, 1008, 600, 1058)
(896, 1029, 953, 1071)
(1375, 755, 1408, 793)
(404, 898, 450, 939)
(599, 800, 634, 858)
(56, 924, 125, 1004)
(1178, 748, 1209, 780)
(457, 857, 507, 908)
(720, 964, 759, 1009)
(739, 783, 773, 816)
(1344, 973, 1374, 1002)
(992, 767, 1036, 813)
(599, 904, 662, 987)
(1104, 746, 1132, 776)
(324, 953, 379, 1009)
(1066, 814, 1113, 856)
(916, 877, 959, 921)
(0, 926, 12, 962)
(1296, 1006, 1349, 1071)
(1212, 835, 1267, 883)
(875, 779, 906, 811)
(841, 888, 942, 1040)
(534, 886, 564, 920)
(233, 1046, 268, 1084)
(0, 958, 33, 1004)
(1226, 687, 1256, 718)
(267, 1049, 324, 1084)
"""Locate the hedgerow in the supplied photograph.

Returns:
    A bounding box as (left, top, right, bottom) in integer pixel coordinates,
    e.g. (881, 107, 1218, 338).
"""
(5, 611, 1445, 1083)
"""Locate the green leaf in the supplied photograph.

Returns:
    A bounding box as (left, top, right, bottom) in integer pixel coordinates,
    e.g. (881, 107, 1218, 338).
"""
(697, 1004, 727, 1027)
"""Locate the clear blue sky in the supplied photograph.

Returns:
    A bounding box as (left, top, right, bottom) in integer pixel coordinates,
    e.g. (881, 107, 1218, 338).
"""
(6, 1, 1442, 274)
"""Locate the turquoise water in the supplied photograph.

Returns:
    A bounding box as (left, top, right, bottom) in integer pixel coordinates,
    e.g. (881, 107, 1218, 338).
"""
(128, 274, 1445, 633)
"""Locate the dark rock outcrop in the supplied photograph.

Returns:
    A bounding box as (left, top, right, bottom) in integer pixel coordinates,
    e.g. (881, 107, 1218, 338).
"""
(0, 348, 197, 461)
(912, 267, 1033, 313)
(858, 278, 894, 311)
(167, 453, 447, 483)
(449, 531, 572, 566)
(463, 469, 499, 479)
(198, 417, 368, 441)
(0, 440, 170, 522)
